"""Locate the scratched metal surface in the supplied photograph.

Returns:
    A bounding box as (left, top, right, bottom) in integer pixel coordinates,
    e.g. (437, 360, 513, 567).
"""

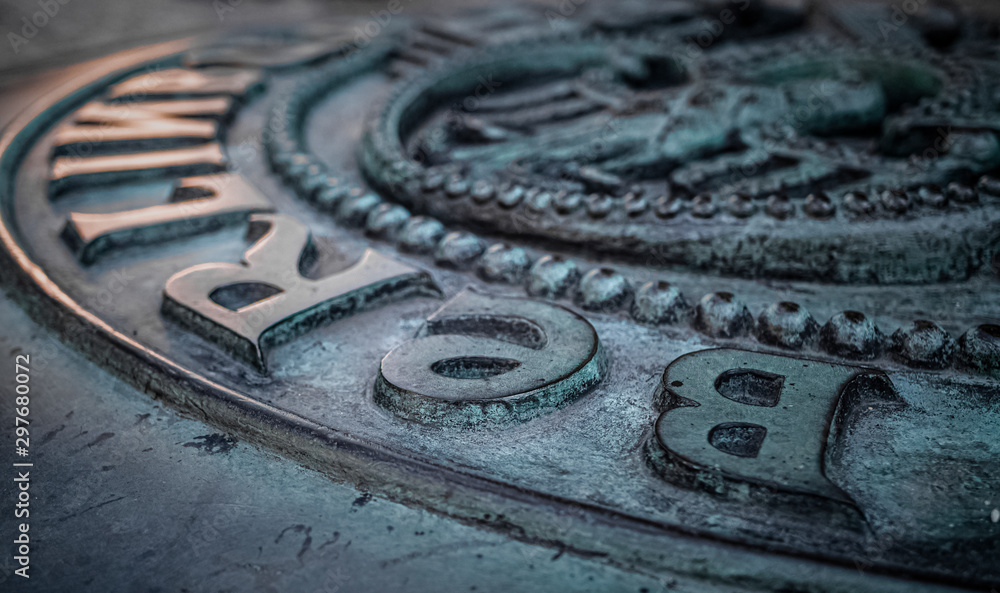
(0, 1, 998, 592)
(0, 293, 681, 593)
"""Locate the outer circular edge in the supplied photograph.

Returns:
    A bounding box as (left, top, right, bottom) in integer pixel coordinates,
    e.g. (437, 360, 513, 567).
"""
(0, 39, 983, 593)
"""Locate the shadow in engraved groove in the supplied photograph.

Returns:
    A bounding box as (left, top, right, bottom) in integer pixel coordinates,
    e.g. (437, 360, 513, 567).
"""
(713, 368, 783, 407)
(426, 314, 547, 350)
(209, 282, 283, 311)
(708, 422, 768, 458)
(430, 356, 522, 380)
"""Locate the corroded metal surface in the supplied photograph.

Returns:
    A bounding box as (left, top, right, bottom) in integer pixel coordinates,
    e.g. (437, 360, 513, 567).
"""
(0, 1, 997, 591)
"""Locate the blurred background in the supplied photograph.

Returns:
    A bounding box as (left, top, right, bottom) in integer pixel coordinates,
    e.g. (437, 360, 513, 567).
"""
(0, 0, 460, 78)
(2, 0, 997, 87)
(3, 0, 998, 74)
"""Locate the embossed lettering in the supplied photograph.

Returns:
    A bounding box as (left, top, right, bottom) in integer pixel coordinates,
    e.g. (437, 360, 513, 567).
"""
(61, 173, 272, 264)
(654, 349, 902, 502)
(50, 144, 228, 197)
(49, 68, 261, 196)
(52, 98, 232, 157)
(162, 213, 438, 371)
(375, 288, 607, 426)
(105, 68, 262, 101)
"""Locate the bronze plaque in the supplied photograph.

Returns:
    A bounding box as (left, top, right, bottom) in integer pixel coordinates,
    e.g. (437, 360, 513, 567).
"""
(1, 1, 997, 590)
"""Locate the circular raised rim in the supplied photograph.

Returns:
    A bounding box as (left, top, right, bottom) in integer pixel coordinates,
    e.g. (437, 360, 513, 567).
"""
(0, 38, 986, 592)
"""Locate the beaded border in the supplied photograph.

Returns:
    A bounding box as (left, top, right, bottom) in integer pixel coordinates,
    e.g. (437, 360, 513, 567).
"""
(261, 35, 999, 377)
(360, 34, 1000, 222)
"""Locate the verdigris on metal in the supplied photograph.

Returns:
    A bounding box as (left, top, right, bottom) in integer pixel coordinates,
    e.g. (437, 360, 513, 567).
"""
(0, 1, 997, 591)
